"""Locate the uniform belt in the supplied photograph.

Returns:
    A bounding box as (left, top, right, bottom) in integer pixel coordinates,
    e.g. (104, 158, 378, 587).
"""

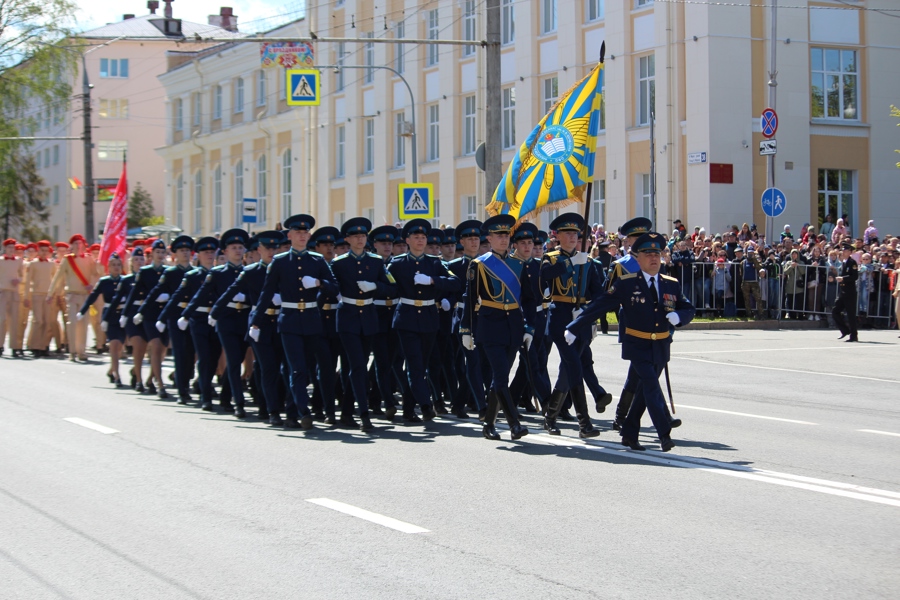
(264, 308, 278, 315)
(535, 302, 549, 313)
(132, 300, 144, 306)
(320, 304, 336, 311)
(178, 302, 187, 308)
(550, 295, 580, 304)
(340, 297, 374, 307)
(194, 306, 210, 313)
(373, 299, 396, 307)
(226, 302, 248, 310)
(281, 301, 318, 310)
(399, 298, 435, 307)
(478, 299, 519, 311)
(624, 327, 670, 341)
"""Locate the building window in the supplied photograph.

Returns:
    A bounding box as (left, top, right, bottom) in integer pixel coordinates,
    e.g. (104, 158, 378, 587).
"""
(811, 48, 858, 120)
(99, 58, 128, 78)
(53, 105, 62, 125)
(542, 77, 558, 115)
(501, 0, 515, 46)
(175, 174, 184, 230)
(463, 0, 477, 57)
(192, 93, 201, 128)
(587, 0, 604, 21)
(817, 169, 854, 230)
(213, 85, 222, 120)
(365, 207, 375, 225)
(234, 160, 243, 227)
(427, 104, 440, 161)
(541, 0, 557, 34)
(98, 99, 128, 119)
(335, 42, 346, 91)
(427, 9, 440, 66)
(257, 70, 267, 106)
(213, 164, 222, 232)
(640, 173, 652, 218)
(193, 170, 203, 234)
(463, 95, 477, 156)
(502, 87, 516, 149)
(43, 148, 49, 167)
(234, 77, 244, 113)
(465, 195, 477, 219)
(364, 32, 375, 84)
(281, 149, 292, 219)
(52, 145, 59, 165)
(335, 125, 345, 178)
(97, 141, 127, 161)
(363, 118, 375, 173)
(34, 152, 40, 168)
(394, 112, 406, 168)
(431, 198, 441, 229)
(174, 99, 183, 131)
(636, 0, 654, 7)
(638, 54, 655, 126)
(395, 22, 405, 74)
(257, 154, 268, 223)
(53, 185, 59, 206)
(591, 179, 606, 226)
(42, 108, 50, 130)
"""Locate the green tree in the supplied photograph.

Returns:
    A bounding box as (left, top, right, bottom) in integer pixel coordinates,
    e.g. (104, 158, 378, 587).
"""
(128, 182, 158, 228)
(0, 152, 49, 240)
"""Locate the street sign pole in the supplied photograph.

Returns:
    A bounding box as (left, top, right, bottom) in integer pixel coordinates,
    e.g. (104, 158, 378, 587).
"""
(765, 0, 779, 248)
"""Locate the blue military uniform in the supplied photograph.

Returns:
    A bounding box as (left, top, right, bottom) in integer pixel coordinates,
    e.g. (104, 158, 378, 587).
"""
(425, 228, 458, 415)
(80, 273, 122, 341)
(125, 239, 169, 345)
(447, 220, 484, 417)
(569, 232, 695, 452)
(368, 226, 404, 419)
(386, 218, 460, 421)
(460, 215, 532, 441)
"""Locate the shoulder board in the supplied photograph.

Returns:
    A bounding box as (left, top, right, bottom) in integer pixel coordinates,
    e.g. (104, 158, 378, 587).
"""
(332, 253, 349, 262)
(660, 274, 678, 282)
(243, 263, 259, 271)
(448, 257, 463, 266)
(619, 272, 639, 280)
(187, 267, 203, 275)
(546, 250, 561, 257)
(308, 251, 324, 258)
(158, 274, 166, 284)
(212, 265, 226, 272)
(205, 273, 214, 283)
(164, 266, 179, 273)
(274, 250, 291, 260)
(367, 252, 381, 259)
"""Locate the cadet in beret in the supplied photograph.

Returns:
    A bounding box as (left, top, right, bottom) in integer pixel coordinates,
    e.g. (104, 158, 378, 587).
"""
(568, 231, 695, 452)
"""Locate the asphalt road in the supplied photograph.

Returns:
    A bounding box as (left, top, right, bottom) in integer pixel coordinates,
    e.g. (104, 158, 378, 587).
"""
(2, 328, 898, 599)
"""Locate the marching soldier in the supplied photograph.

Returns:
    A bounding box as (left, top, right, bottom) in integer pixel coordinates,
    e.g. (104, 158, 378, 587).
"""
(369, 225, 402, 419)
(78, 253, 125, 384)
(833, 241, 859, 343)
(0, 238, 24, 357)
(310, 226, 343, 424)
(108, 249, 146, 390)
(447, 220, 484, 418)
(568, 232, 695, 452)
(47, 234, 97, 362)
(22, 240, 56, 357)
(125, 239, 169, 397)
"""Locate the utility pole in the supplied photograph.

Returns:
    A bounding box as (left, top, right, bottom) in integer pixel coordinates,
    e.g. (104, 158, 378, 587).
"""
(82, 54, 96, 242)
(484, 0, 501, 203)
(765, 0, 778, 246)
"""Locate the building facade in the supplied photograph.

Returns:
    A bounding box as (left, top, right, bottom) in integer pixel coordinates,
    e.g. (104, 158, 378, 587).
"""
(157, 0, 900, 238)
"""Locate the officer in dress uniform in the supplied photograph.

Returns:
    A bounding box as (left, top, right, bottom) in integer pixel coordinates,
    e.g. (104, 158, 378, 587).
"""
(368, 225, 402, 419)
(78, 253, 125, 384)
(125, 239, 169, 397)
(568, 231, 695, 451)
(426, 228, 457, 414)
(460, 214, 532, 441)
(540, 213, 604, 439)
(213, 230, 285, 423)
(833, 241, 859, 343)
(330, 217, 397, 432)
(108, 248, 146, 391)
(309, 226, 343, 424)
(386, 218, 460, 422)
(166, 237, 220, 410)
(447, 220, 484, 418)
(253, 215, 339, 431)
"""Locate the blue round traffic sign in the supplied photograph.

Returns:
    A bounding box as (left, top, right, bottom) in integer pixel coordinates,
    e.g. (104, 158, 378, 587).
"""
(761, 187, 786, 218)
(761, 107, 778, 139)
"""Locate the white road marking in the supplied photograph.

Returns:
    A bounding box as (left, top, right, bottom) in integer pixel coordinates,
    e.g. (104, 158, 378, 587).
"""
(672, 345, 884, 355)
(672, 356, 898, 384)
(63, 417, 119, 435)
(306, 498, 429, 534)
(676, 404, 817, 425)
(858, 429, 900, 438)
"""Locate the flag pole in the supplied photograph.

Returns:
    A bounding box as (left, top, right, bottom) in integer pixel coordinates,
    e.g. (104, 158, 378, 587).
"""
(581, 42, 604, 254)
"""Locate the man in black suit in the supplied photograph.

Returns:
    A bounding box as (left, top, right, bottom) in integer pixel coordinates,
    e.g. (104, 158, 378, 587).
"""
(832, 242, 859, 343)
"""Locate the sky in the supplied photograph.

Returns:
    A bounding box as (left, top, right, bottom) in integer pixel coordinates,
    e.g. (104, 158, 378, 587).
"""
(74, 0, 306, 35)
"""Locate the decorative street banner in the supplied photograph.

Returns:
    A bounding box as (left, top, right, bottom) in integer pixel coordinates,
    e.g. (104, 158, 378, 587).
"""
(95, 179, 119, 202)
(260, 42, 315, 69)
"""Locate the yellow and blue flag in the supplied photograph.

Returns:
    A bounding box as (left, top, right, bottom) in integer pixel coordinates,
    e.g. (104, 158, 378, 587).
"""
(487, 56, 604, 223)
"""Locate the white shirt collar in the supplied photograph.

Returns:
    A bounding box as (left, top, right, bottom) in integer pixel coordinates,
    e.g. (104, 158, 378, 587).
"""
(642, 271, 658, 287)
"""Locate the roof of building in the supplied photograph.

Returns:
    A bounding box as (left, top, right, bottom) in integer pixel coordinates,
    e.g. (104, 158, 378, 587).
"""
(78, 13, 245, 40)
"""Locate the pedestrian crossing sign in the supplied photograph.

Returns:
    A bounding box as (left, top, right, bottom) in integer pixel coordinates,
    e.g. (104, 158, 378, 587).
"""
(286, 69, 320, 106)
(398, 183, 434, 219)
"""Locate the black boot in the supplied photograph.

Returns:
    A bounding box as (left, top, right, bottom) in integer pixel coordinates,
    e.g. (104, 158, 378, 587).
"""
(571, 387, 599, 438)
(613, 390, 635, 433)
(482, 390, 501, 440)
(542, 389, 566, 435)
(497, 389, 528, 440)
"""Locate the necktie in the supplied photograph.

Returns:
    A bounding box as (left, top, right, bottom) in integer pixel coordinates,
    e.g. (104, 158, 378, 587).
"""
(649, 276, 658, 307)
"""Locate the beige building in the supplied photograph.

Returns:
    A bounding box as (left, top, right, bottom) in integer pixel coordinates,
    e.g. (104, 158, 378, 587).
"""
(27, 5, 241, 242)
(157, 0, 900, 238)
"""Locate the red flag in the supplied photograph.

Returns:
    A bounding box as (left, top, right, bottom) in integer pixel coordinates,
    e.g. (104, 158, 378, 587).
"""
(99, 160, 128, 270)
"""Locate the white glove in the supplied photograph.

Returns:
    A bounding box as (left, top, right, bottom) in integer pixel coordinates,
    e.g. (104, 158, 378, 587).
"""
(570, 252, 588, 266)
(207, 316, 217, 327)
(461, 334, 474, 351)
(591, 323, 598, 341)
(119, 316, 127, 328)
(233, 292, 246, 302)
(440, 298, 451, 311)
(523, 332, 533, 350)
(414, 273, 433, 286)
(272, 293, 282, 306)
(76, 312, 84, 321)
(357, 281, 377, 293)
(249, 327, 260, 342)
(156, 293, 170, 303)
(132, 313, 144, 325)
(301, 275, 318, 289)
(177, 317, 189, 331)
(100, 321, 108, 332)
(155, 321, 166, 333)
(666, 312, 681, 326)
(572, 307, 583, 320)
(564, 330, 577, 345)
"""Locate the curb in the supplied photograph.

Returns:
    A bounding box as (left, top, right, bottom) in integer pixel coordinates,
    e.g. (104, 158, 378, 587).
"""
(603, 320, 832, 332)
